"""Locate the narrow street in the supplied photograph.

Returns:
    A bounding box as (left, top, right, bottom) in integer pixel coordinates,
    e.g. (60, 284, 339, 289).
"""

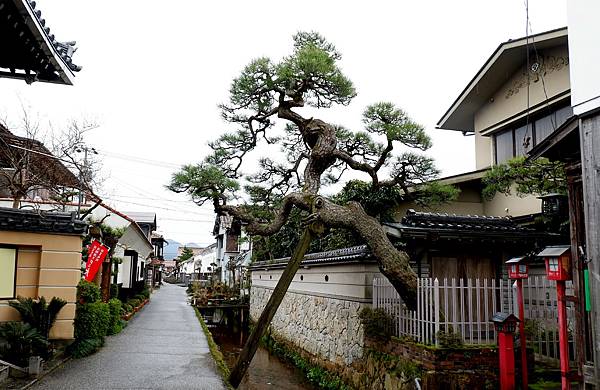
(33, 283, 226, 390)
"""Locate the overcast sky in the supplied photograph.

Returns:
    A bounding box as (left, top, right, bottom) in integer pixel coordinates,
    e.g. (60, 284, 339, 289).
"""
(0, 0, 568, 245)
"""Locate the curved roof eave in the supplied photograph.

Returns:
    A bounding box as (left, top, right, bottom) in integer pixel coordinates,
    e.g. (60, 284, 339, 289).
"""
(437, 27, 568, 133)
(12, 0, 80, 85)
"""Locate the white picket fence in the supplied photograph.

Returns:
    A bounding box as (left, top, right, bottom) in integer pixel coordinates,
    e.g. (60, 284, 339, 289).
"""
(373, 277, 515, 346)
(373, 276, 574, 363)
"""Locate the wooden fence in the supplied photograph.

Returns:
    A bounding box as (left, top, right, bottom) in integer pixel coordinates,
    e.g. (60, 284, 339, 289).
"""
(373, 276, 573, 363)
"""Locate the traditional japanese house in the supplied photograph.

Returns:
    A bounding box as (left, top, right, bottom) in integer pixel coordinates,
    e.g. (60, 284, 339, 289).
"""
(385, 209, 556, 281)
(89, 204, 153, 298)
(431, 24, 599, 383)
(0, 125, 84, 209)
(0, 207, 87, 339)
(149, 232, 167, 288)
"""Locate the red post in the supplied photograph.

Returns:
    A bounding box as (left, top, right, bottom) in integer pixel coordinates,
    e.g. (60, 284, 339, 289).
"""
(498, 331, 516, 390)
(516, 279, 528, 388)
(557, 281, 571, 390)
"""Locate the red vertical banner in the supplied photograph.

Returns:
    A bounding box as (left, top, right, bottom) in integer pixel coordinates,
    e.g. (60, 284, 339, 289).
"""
(84, 240, 109, 282)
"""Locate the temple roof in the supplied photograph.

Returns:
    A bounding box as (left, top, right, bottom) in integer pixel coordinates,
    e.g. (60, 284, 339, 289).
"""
(0, 206, 87, 235)
(0, 0, 81, 84)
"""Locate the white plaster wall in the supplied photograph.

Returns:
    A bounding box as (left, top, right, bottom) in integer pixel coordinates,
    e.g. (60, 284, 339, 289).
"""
(121, 254, 132, 288)
(568, 1, 600, 115)
(251, 263, 380, 301)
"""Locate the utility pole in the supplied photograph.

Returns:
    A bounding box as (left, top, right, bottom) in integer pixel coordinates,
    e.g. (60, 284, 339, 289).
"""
(75, 144, 97, 218)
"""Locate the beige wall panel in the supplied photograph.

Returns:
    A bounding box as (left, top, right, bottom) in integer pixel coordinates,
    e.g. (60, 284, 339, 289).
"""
(0, 232, 82, 252)
(475, 46, 571, 133)
(483, 190, 541, 217)
(475, 131, 493, 169)
(49, 319, 74, 340)
(16, 267, 39, 286)
(37, 286, 77, 303)
(394, 200, 484, 220)
(455, 187, 484, 203)
(38, 269, 80, 287)
(55, 303, 76, 320)
(40, 251, 81, 269)
(16, 248, 41, 268)
(15, 285, 37, 298)
(0, 304, 20, 321)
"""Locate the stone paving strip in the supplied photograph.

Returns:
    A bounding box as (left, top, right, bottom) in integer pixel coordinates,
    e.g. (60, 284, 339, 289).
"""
(32, 283, 227, 390)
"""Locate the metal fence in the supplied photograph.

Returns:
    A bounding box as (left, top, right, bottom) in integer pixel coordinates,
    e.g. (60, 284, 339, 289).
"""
(373, 276, 574, 363)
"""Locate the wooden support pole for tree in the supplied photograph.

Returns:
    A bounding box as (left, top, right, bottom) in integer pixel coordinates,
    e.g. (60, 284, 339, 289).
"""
(228, 228, 314, 388)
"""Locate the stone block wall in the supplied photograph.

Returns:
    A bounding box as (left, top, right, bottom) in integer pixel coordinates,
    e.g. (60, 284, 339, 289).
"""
(251, 286, 366, 365)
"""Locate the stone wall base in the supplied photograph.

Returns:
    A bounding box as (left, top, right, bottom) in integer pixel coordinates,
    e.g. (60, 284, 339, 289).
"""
(263, 329, 504, 390)
(251, 286, 366, 365)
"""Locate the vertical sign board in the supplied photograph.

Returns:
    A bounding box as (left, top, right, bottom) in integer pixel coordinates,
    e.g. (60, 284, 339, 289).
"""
(0, 247, 17, 299)
(84, 240, 109, 282)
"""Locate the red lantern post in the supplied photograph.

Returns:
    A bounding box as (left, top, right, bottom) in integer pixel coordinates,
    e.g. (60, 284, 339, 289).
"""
(538, 245, 572, 390)
(506, 257, 529, 389)
(492, 312, 520, 390)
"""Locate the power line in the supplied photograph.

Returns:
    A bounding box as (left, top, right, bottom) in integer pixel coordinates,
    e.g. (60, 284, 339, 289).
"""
(111, 175, 181, 203)
(95, 148, 184, 169)
(105, 177, 214, 214)
(161, 217, 215, 222)
(102, 193, 201, 204)
(101, 196, 215, 216)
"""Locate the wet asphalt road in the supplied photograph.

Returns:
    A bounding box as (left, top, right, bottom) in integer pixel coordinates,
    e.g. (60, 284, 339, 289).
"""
(33, 283, 226, 390)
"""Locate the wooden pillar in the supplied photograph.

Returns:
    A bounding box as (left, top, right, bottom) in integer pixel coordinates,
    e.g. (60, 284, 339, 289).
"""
(567, 162, 586, 379)
(579, 115, 600, 382)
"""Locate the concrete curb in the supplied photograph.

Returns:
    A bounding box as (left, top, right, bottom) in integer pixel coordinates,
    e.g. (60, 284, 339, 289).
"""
(18, 356, 71, 390)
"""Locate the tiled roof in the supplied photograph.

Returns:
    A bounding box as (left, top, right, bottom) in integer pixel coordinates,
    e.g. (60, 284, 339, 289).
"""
(250, 245, 373, 270)
(0, 206, 87, 235)
(384, 209, 557, 243)
(0, 0, 81, 84)
(399, 209, 532, 232)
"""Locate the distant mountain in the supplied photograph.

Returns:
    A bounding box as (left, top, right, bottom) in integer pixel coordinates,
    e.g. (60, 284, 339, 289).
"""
(184, 242, 204, 248)
(163, 238, 181, 260)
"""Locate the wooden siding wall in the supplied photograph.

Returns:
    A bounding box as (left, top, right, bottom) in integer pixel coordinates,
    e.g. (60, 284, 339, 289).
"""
(0, 231, 82, 339)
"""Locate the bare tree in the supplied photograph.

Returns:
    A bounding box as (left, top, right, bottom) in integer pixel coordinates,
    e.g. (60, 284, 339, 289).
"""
(0, 111, 100, 209)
